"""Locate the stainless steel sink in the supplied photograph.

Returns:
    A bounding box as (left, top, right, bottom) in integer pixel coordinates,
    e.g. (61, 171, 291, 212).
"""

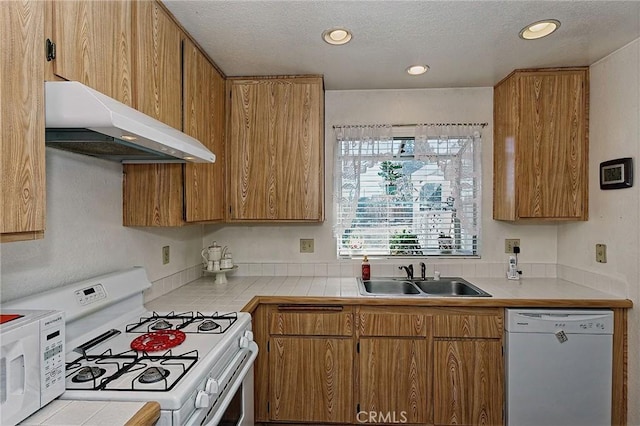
(413, 278, 491, 297)
(362, 280, 421, 295)
(357, 277, 491, 297)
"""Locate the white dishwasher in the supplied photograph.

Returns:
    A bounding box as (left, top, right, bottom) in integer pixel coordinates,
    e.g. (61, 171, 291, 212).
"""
(505, 309, 613, 426)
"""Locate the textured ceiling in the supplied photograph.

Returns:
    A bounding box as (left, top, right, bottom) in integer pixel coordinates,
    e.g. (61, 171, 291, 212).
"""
(162, 1, 640, 90)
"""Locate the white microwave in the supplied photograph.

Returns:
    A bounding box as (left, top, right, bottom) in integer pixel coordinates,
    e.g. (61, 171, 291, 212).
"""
(0, 310, 65, 425)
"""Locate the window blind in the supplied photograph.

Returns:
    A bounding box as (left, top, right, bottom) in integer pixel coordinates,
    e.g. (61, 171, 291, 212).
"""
(334, 125, 482, 257)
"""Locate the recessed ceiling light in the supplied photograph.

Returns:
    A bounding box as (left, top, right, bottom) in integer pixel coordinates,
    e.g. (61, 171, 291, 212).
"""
(519, 19, 561, 40)
(406, 65, 429, 75)
(322, 27, 352, 45)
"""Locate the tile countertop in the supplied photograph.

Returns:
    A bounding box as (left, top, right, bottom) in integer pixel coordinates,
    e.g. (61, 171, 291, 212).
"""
(146, 275, 632, 312)
(20, 400, 159, 426)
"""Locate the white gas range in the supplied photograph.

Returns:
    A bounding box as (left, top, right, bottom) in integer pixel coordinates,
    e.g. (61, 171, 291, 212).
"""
(2, 267, 257, 426)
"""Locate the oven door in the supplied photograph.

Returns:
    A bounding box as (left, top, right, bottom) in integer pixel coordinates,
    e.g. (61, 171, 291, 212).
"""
(185, 341, 257, 426)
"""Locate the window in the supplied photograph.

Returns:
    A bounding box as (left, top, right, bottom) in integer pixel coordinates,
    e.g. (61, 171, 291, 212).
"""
(333, 124, 483, 257)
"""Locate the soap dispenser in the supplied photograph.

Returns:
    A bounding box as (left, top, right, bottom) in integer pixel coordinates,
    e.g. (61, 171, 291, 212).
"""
(361, 256, 371, 280)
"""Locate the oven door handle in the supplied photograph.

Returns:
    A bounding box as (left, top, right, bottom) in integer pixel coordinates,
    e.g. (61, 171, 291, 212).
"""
(184, 341, 258, 426)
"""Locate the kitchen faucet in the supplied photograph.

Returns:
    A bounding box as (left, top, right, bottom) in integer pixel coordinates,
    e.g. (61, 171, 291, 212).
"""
(399, 265, 413, 280)
(420, 262, 426, 280)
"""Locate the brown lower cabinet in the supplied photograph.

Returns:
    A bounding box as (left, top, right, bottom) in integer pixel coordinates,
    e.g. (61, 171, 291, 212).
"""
(270, 337, 354, 423)
(433, 339, 503, 425)
(432, 307, 504, 426)
(253, 304, 504, 425)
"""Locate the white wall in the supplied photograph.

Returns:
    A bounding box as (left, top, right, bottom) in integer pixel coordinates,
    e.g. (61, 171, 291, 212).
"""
(0, 149, 204, 303)
(557, 38, 640, 424)
(206, 87, 558, 269)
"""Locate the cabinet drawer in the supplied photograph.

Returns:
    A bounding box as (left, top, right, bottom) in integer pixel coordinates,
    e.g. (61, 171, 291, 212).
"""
(269, 307, 353, 336)
(357, 308, 428, 337)
(434, 308, 503, 338)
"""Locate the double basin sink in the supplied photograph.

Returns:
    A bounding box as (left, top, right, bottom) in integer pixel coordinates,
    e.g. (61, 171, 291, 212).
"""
(358, 277, 491, 297)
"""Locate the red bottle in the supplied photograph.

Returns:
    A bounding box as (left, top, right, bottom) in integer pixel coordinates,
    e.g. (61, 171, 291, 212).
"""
(361, 256, 371, 280)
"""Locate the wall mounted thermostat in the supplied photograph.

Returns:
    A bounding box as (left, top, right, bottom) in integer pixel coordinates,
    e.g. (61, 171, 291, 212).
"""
(600, 157, 633, 189)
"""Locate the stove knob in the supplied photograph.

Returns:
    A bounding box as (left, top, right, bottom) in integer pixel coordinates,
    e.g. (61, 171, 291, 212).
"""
(243, 330, 254, 341)
(195, 390, 210, 409)
(239, 336, 250, 348)
(205, 378, 220, 394)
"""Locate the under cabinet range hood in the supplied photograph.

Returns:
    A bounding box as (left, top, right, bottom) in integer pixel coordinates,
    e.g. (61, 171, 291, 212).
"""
(44, 81, 215, 163)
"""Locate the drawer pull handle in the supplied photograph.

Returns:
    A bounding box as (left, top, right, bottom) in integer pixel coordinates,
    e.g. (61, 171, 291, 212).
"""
(277, 305, 344, 312)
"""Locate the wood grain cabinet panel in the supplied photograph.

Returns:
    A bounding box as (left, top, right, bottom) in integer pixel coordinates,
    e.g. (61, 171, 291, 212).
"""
(132, 0, 181, 129)
(269, 311, 353, 336)
(357, 308, 427, 337)
(123, 0, 183, 227)
(493, 68, 588, 221)
(122, 163, 184, 226)
(228, 76, 324, 221)
(1, 0, 46, 242)
(433, 308, 503, 338)
(51, 0, 133, 105)
(269, 337, 353, 423)
(123, 11, 225, 226)
(433, 339, 504, 425)
(359, 338, 429, 424)
(183, 39, 226, 222)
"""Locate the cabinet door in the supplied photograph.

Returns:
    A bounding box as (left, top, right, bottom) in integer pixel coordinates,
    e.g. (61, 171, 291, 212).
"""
(122, 0, 184, 227)
(228, 77, 324, 221)
(183, 39, 225, 222)
(133, 0, 181, 128)
(1, 0, 46, 242)
(51, 0, 133, 105)
(122, 163, 184, 226)
(517, 71, 587, 219)
(433, 339, 503, 425)
(359, 338, 429, 424)
(270, 337, 353, 423)
(492, 76, 518, 221)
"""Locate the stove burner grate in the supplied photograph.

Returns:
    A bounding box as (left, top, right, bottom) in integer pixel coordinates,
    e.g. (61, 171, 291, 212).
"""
(66, 349, 199, 392)
(126, 311, 238, 334)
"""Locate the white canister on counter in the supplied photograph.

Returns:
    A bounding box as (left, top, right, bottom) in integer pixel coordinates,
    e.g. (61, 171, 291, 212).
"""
(221, 252, 233, 269)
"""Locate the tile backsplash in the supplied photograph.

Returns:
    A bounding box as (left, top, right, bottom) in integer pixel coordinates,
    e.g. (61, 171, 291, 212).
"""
(144, 261, 627, 303)
(232, 261, 558, 280)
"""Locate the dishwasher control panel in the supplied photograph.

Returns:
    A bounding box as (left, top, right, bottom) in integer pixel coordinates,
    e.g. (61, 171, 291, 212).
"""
(506, 309, 613, 334)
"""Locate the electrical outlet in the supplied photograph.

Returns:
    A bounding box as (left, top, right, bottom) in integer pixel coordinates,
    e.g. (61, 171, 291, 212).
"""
(505, 239, 520, 253)
(162, 245, 170, 265)
(300, 239, 314, 253)
(596, 244, 607, 263)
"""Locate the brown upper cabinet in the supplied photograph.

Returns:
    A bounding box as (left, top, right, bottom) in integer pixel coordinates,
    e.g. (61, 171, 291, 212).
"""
(50, 0, 133, 105)
(227, 76, 325, 222)
(183, 39, 226, 223)
(1, 0, 46, 243)
(122, 5, 226, 226)
(493, 68, 589, 221)
(122, 1, 184, 227)
(133, 0, 182, 129)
